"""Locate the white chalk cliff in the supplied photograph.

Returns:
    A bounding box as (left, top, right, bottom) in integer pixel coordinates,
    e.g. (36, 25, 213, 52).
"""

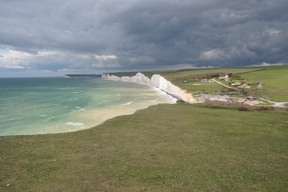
(102, 72, 198, 103)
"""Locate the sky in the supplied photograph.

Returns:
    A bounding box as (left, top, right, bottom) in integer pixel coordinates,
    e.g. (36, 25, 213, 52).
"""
(0, 0, 287, 77)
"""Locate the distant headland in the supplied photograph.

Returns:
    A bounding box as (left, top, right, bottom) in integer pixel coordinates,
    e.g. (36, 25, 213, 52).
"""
(64, 74, 101, 78)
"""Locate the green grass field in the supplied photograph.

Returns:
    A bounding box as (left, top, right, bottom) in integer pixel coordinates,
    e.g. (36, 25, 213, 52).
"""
(1, 104, 287, 192)
(159, 66, 288, 102)
(161, 67, 266, 94)
(240, 65, 288, 101)
(1, 66, 288, 191)
(240, 65, 288, 89)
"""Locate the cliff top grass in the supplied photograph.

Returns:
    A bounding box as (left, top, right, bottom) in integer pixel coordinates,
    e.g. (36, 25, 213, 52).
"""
(239, 65, 288, 101)
(157, 67, 263, 97)
(158, 65, 288, 102)
(240, 65, 288, 89)
(1, 103, 288, 192)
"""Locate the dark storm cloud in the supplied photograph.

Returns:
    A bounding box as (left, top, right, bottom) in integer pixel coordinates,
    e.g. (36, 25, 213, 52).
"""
(0, 0, 287, 76)
(116, 0, 288, 67)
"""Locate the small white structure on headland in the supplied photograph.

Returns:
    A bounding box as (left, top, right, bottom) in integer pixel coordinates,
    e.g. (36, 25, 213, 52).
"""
(219, 74, 230, 81)
(239, 83, 251, 88)
(102, 73, 198, 104)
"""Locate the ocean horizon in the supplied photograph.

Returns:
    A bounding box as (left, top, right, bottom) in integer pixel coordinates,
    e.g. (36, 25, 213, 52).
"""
(0, 77, 176, 136)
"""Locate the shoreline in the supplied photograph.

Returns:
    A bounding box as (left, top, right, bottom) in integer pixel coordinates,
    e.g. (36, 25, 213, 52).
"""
(71, 81, 178, 136)
(3, 70, 286, 136)
(102, 72, 199, 104)
(1, 78, 177, 137)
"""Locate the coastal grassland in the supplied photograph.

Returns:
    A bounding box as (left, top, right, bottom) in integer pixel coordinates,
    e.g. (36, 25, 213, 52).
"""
(159, 66, 288, 102)
(159, 67, 265, 96)
(240, 65, 288, 89)
(1, 104, 288, 192)
(160, 67, 265, 83)
(240, 65, 288, 101)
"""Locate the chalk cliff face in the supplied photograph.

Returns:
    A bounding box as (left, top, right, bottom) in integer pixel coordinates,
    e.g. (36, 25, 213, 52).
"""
(102, 73, 197, 103)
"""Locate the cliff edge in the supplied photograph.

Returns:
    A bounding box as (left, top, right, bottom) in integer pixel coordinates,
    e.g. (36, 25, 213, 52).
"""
(102, 72, 198, 103)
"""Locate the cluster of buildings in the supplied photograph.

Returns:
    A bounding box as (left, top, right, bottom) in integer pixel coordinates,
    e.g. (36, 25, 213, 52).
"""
(218, 74, 264, 89)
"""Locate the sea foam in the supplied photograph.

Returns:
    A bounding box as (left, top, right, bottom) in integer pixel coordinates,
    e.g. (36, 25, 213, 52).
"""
(65, 122, 85, 127)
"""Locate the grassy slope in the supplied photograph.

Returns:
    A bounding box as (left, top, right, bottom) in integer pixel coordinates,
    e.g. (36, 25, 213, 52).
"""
(160, 67, 265, 96)
(1, 104, 287, 192)
(160, 66, 288, 101)
(240, 65, 288, 101)
(240, 65, 288, 89)
(160, 67, 264, 81)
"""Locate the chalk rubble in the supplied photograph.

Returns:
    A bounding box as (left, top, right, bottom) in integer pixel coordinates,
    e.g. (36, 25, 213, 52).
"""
(102, 72, 197, 103)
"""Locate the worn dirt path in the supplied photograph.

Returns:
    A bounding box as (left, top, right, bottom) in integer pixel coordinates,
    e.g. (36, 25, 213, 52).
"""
(259, 97, 288, 108)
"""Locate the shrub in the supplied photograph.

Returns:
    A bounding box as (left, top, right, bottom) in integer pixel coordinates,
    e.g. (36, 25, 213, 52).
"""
(256, 106, 270, 111)
(238, 107, 250, 111)
(201, 100, 288, 113)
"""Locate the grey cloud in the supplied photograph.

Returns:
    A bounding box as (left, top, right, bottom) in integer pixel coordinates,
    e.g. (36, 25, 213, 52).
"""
(0, 0, 287, 76)
(115, 0, 288, 67)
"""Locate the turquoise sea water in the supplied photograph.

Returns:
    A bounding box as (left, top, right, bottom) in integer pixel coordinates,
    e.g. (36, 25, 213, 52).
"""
(0, 77, 175, 136)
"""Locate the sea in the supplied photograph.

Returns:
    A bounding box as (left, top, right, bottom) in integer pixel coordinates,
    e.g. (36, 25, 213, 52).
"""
(0, 77, 176, 136)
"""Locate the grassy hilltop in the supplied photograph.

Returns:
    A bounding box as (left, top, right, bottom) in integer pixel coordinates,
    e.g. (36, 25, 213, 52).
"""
(0, 66, 288, 192)
(160, 65, 288, 102)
